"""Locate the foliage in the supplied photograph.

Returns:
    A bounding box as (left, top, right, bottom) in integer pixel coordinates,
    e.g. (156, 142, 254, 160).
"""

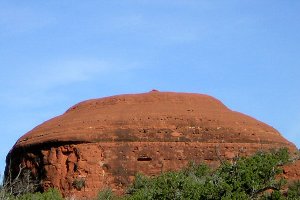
(0, 188, 63, 200)
(122, 148, 299, 200)
(286, 181, 300, 199)
(14, 188, 63, 200)
(3, 165, 38, 197)
(213, 149, 289, 199)
(97, 188, 117, 200)
(1, 148, 299, 199)
(72, 178, 85, 190)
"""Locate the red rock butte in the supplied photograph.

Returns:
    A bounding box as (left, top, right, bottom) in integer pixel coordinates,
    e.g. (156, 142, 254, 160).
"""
(5, 91, 298, 198)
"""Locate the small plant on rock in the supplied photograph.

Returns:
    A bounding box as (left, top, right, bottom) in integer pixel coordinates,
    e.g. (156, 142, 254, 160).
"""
(72, 178, 85, 191)
(97, 188, 117, 200)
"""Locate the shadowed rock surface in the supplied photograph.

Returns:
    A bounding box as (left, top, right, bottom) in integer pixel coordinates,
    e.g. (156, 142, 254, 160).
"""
(5, 91, 298, 198)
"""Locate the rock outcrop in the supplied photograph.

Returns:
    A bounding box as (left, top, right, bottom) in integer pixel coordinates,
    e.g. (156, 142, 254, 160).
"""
(283, 160, 300, 182)
(5, 91, 298, 198)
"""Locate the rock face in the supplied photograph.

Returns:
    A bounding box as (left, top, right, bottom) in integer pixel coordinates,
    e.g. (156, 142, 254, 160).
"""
(283, 160, 300, 182)
(5, 91, 298, 198)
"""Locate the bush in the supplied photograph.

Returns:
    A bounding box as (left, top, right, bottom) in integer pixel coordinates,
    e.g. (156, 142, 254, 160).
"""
(2, 148, 299, 199)
(0, 188, 63, 200)
(123, 148, 299, 200)
(214, 148, 289, 199)
(97, 188, 117, 200)
(72, 178, 85, 190)
(286, 181, 300, 199)
(16, 188, 63, 200)
(3, 167, 38, 196)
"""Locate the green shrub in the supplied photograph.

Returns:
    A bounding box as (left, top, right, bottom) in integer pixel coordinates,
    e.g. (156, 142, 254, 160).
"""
(97, 188, 117, 200)
(123, 148, 298, 200)
(72, 178, 85, 191)
(2, 148, 298, 200)
(286, 181, 300, 199)
(0, 188, 14, 200)
(17, 188, 63, 200)
(261, 190, 285, 200)
(0, 188, 63, 200)
(214, 148, 289, 199)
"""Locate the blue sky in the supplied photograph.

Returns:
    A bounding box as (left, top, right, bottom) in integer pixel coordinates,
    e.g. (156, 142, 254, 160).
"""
(0, 1, 299, 174)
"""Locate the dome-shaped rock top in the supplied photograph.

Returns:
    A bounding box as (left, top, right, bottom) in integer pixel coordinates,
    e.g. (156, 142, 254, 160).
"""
(16, 91, 293, 148)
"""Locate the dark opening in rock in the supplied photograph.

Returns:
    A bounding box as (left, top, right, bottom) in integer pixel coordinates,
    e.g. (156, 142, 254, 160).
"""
(137, 156, 152, 161)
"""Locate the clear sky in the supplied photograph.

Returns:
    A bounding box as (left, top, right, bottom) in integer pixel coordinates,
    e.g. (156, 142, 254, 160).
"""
(0, 1, 299, 175)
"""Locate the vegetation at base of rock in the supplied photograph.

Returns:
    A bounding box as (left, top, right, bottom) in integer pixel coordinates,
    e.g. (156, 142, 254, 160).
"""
(98, 148, 300, 200)
(286, 181, 300, 199)
(1, 148, 300, 199)
(0, 188, 63, 200)
(97, 188, 117, 200)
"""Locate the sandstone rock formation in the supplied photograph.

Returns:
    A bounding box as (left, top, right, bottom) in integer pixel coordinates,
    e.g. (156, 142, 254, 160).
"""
(283, 160, 300, 182)
(5, 91, 298, 198)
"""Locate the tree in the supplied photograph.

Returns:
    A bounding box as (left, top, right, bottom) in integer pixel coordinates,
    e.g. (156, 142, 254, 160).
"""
(120, 148, 299, 200)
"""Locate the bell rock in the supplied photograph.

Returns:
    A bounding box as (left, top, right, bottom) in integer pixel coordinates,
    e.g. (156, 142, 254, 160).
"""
(5, 91, 298, 198)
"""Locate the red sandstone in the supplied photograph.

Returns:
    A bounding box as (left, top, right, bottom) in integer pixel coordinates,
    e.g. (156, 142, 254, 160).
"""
(5, 91, 298, 199)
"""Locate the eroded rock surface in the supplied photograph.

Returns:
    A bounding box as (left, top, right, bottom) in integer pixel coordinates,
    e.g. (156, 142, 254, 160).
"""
(5, 91, 298, 198)
(283, 160, 300, 182)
